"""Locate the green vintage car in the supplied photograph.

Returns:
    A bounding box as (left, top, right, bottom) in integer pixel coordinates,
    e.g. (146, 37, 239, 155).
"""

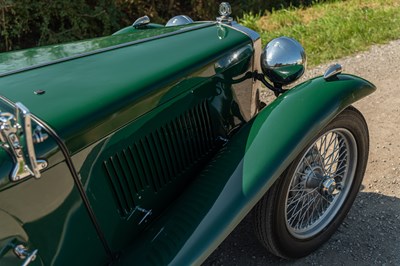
(0, 3, 375, 265)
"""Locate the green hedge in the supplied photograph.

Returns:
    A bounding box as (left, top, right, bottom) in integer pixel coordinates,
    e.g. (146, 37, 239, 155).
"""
(0, 0, 317, 52)
(0, 0, 120, 51)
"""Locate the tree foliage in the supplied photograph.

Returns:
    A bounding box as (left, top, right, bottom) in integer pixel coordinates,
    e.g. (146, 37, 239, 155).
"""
(0, 0, 317, 52)
(0, 0, 120, 51)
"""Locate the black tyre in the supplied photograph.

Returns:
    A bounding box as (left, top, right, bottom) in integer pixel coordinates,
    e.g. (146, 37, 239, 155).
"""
(254, 106, 369, 259)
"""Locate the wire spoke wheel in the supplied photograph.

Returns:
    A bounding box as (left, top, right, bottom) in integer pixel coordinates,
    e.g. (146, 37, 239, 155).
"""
(254, 106, 369, 259)
(285, 128, 357, 239)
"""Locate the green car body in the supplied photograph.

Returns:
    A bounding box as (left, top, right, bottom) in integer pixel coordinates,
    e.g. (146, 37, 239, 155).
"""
(0, 16, 375, 266)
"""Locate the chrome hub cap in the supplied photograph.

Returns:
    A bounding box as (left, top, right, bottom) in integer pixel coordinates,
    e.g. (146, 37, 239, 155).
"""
(321, 177, 339, 196)
(303, 165, 324, 189)
(284, 128, 357, 239)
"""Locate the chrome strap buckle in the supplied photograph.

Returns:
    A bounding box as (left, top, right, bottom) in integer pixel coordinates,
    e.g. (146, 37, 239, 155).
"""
(0, 102, 48, 181)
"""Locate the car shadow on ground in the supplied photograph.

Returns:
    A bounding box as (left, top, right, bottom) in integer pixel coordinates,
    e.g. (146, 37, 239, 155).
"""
(203, 191, 400, 265)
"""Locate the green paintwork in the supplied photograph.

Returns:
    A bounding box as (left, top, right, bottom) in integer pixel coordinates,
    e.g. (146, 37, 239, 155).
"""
(0, 23, 251, 156)
(117, 74, 375, 265)
(0, 162, 108, 265)
(0, 23, 192, 75)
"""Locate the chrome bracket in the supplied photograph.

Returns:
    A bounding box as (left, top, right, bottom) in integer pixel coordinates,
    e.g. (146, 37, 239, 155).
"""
(127, 206, 152, 225)
(0, 102, 48, 181)
(14, 244, 38, 266)
(132, 15, 150, 29)
(137, 206, 152, 225)
(324, 63, 342, 80)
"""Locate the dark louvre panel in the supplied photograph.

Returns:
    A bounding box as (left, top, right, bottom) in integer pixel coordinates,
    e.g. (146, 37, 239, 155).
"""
(103, 101, 217, 217)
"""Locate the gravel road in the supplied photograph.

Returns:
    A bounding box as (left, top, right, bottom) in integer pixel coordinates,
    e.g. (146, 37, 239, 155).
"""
(204, 39, 400, 265)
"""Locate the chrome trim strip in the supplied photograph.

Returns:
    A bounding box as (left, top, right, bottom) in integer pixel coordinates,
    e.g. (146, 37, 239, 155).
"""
(223, 22, 261, 43)
(222, 22, 262, 119)
(0, 95, 114, 259)
(0, 22, 217, 78)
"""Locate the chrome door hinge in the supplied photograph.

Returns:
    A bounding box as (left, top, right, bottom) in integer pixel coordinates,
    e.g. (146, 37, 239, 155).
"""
(14, 244, 38, 266)
(0, 102, 48, 181)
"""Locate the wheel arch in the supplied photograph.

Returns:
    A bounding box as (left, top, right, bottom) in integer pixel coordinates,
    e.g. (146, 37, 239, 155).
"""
(242, 74, 375, 198)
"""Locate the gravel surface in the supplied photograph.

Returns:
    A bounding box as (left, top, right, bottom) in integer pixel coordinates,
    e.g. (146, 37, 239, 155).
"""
(203, 39, 400, 265)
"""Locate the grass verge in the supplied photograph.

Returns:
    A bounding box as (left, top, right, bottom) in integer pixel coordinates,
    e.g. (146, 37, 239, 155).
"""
(239, 0, 400, 66)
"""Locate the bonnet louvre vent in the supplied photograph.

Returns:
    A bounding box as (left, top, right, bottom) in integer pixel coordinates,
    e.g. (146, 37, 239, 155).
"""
(103, 101, 218, 217)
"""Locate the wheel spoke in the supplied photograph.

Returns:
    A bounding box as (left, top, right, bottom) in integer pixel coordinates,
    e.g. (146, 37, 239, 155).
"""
(310, 194, 322, 222)
(303, 156, 319, 179)
(313, 144, 326, 174)
(321, 132, 335, 158)
(334, 159, 348, 174)
(287, 188, 317, 207)
(288, 192, 318, 227)
(298, 193, 319, 228)
(325, 138, 347, 175)
(327, 151, 340, 174)
(324, 137, 339, 167)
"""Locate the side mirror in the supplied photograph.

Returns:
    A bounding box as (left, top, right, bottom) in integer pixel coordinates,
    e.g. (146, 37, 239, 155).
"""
(261, 37, 306, 87)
